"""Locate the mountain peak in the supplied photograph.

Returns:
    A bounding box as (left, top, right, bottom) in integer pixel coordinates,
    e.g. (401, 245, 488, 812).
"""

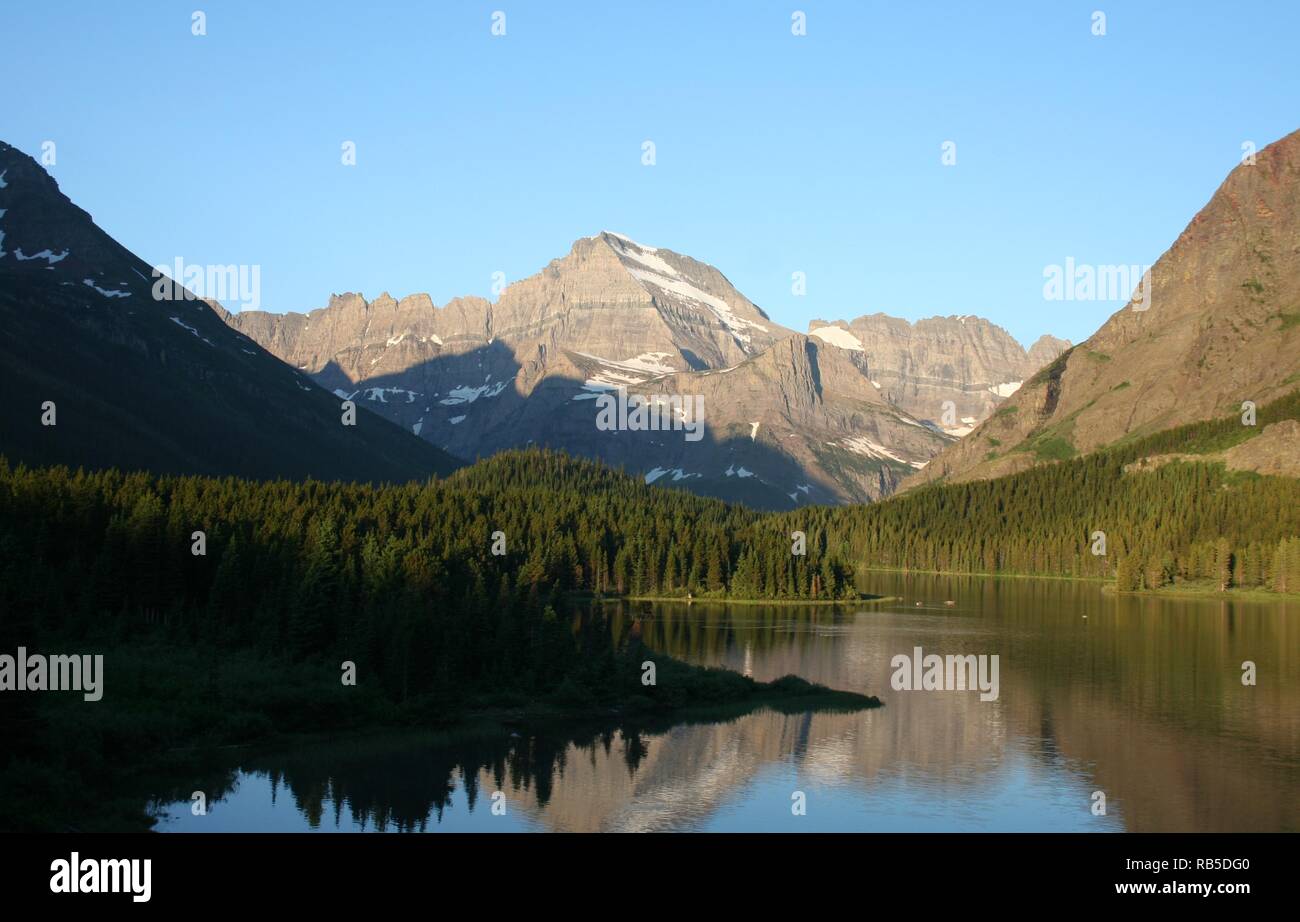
(596, 229, 657, 250)
(0, 139, 459, 482)
(0, 140, 60, 193)
(0, 139, 136, 275)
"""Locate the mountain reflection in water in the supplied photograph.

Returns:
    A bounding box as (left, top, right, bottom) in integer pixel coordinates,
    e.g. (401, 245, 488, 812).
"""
(153, 574, 1299, 832)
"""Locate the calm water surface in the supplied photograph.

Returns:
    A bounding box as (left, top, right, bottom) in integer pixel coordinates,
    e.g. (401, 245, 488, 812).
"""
(154, 573, 1299, 832)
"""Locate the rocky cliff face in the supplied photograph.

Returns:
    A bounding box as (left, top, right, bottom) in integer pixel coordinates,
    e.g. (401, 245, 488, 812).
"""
(904, 128, 1300, 490)
(807, 315, 1069, 436)
(227, 232, 959, 508)
(1027, 333, 1072, 370)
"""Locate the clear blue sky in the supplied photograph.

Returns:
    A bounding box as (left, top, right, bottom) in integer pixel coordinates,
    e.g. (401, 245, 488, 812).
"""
(4, 1, 1298, 346)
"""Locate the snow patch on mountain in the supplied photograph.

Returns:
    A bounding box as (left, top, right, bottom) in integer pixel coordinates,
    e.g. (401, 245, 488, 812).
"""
(366, 386, 420, 404)
(602, 232, 681, 278)
(575, 351, 677, 390)
(169, 315, 215, 346)
(624, 266, 767, 345)
(644, 467, 701, 484)
(84, 279, 130, 299)
(840, 436, 925, 467)
(809, 325, 864, 351)
(16, 248, 69, 264)
(439, 380, 507, 405)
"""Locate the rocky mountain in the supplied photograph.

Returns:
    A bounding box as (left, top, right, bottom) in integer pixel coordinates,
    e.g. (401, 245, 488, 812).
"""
(0, 140, 458, 483)
(228, 232, 957, 508)
(807, 315, 1070, 436)
(904, 128, 1300, 490)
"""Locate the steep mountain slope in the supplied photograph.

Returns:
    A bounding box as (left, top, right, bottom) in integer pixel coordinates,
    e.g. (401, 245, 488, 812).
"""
(229, 232, 954, 508)
(512, 333, 947, 507)
(0, 140, 458, 482)
(904, 128, 1300, 490)
(807, 314, 1069, 435)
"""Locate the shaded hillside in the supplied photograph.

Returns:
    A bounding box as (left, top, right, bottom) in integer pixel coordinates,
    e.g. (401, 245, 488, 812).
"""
(0, 141, 458, 484)
(906, 128, 1300, 489)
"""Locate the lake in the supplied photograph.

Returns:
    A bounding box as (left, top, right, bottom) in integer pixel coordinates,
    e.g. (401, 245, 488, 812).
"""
(152, 573, 1299, 832)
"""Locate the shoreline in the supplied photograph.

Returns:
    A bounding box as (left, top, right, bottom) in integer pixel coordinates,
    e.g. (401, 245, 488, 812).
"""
(2, 639, 882, 832)
(857, 566, 1111, 584)
(585, 573, 1300, 606)
(1102, 583, 1300, 602)
(598, 594, 900, 606)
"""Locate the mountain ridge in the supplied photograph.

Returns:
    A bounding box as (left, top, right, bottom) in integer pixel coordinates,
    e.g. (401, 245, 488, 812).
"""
(0, 139, 459, 484)
(227, 230, 1074, 507)
(903, 127, 1300, 491)
(807, 313, 1071, 435)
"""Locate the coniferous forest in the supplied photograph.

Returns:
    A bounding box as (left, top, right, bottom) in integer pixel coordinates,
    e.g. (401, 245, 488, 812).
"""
(803, 387, 1300, 593)
(2, 390, 1299, 830)
(2, 390, 1298, 676)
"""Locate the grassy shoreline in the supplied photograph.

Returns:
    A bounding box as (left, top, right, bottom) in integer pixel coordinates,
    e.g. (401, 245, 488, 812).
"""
(598, 593, 900, 606)
(856, 566, 1112, 584)
(857, 567, 1299, 602)
(1103, 582, 1300, 602)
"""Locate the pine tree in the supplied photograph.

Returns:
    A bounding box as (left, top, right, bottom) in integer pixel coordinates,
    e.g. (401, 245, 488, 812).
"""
(290, 517, 340, 656)
(1116, 555, 1141, 592)
(1214, 537, 1232, 592)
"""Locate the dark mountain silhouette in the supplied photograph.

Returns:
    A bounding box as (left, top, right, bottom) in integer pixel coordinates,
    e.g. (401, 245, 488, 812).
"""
(0, 140, 458, 483)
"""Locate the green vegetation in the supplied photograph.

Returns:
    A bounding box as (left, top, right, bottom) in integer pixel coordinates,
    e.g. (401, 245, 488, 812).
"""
(781, 389, 1300, 594)
(1113, 385, 1300, 457)
(994, 405, 1019, 419)
(4, 386, 1300, 830)
(791, 456, 1300, 591)
(1102, 580, 1300, 602)
(1026, 434, 1077, 461)
(1026, 349, 1071, 388)
(0, 451, 872, 830)
(1014, 414, 1080, 462)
